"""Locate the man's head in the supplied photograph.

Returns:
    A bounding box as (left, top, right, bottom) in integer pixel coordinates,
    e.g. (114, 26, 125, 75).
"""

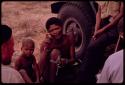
(45, 17, 63, 40)
(1, 25, 12, 44)
(21, 38, 35, 57)
(1, 25, 14, 65)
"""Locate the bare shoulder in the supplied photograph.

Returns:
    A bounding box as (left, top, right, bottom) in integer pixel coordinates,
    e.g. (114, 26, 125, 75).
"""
(15, 54, 23, 64)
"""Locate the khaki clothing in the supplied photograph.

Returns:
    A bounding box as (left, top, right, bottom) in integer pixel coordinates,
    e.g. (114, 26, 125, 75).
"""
(96, 1, 121, 22)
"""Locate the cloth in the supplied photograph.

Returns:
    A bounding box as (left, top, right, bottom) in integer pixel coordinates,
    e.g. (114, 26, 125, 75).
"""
(1, 65, 25, 83)
(97, 50, 123, 83)
(96, 1, 121, 21)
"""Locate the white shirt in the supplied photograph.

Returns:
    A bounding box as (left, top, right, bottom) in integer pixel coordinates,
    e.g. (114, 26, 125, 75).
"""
(97, 50, 123, 83)
(1, 65, 25, 83)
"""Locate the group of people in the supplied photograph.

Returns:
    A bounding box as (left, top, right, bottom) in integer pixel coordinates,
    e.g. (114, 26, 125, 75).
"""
(1, 17, 75, 83)
(1, 1, 123, 83)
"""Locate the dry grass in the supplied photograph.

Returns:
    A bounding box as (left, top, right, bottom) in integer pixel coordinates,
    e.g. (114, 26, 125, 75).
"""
(1, 1, 57, 64)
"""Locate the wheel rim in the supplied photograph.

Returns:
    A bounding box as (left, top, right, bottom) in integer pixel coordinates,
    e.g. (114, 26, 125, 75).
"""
(63, 17, 84, 53)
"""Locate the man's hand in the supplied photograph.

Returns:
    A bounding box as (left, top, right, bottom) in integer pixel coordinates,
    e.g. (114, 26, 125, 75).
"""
(93, 28, 105, 40)
(42, 33, 52, 49)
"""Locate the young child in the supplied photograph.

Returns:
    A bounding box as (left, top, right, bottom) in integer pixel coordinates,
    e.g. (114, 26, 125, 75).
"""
(15, 38, 40, 83)
(38, 17, 75, 82)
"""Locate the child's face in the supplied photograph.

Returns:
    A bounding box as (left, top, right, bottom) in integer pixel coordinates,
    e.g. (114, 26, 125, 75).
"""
(21, 44, 34, 57)
(48, 24, 63, 39)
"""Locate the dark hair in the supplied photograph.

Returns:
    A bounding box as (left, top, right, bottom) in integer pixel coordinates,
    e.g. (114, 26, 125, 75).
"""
(22, 38, 35, 48)
(45, 17, 63, 31)
(0, 25, 12, 44)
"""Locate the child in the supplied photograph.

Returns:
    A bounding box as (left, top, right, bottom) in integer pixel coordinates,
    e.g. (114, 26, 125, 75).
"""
(15, 38, 40, 83)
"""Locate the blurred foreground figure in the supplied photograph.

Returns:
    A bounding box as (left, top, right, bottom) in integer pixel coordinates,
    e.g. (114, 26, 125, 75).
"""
(1, 25, 25, 83)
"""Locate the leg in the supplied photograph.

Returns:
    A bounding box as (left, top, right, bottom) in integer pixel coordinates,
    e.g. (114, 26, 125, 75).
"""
(19, 69, 32, 83)
(38, 52, 48, 78)
(49, 49, 60, 82)
(117, 17, 123, 34)
(77, 29, 118, 83)
(38, 50, 51, 82)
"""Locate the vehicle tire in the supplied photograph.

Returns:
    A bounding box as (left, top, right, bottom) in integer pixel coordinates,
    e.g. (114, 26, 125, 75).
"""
(58, 2, 95, 59)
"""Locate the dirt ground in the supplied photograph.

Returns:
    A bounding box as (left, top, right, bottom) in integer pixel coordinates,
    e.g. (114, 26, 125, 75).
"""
(1, 1, 57, 64)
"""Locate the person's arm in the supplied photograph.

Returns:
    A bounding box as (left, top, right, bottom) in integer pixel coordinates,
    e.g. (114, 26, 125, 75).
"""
(38, 39, 50, 76)
(11, 70, 25, 83)
(93, 3, 101, 36)
(15, 57, 21, 71)
(33, 57, 40, 83)
(19, 69, 32, 83)
(94, 2, 124, 39)
(69, 32, 75, 64)
(15, 57, 32, 83)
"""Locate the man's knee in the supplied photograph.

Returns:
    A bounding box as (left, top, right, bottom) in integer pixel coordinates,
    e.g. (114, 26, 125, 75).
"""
(117, 17, 123, 33)
(50, 49, 60, 60)
(87, 41, 97, 51)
